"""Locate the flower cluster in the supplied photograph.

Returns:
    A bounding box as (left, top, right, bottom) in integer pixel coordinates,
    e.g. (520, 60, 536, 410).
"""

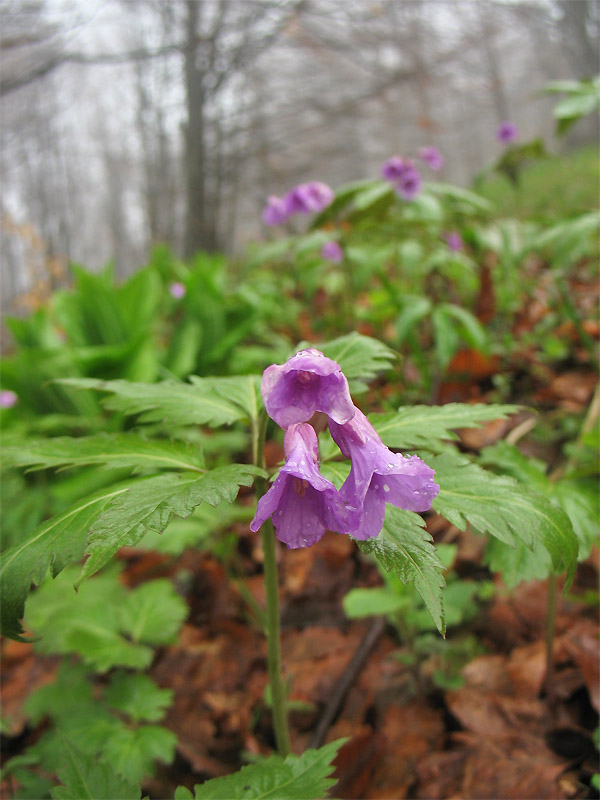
(262, 181, 335, 227)
(380, 145, 442, 202)
(496, 121, 518, 144)
(0, 390, 18, 409)
(251, 350, 439, 548)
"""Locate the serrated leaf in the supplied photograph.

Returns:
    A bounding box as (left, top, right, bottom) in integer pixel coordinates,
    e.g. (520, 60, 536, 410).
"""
(318, 332, 396, 391)
(196, 375, 262, 427)
(102, 724, 177, 784)
(119, 579, 188, 645)
(78, 465, 262, 583)
(25, 661, 93, 724)
(2, 432, 205, 473)
(190, 738, 345, 799)
(484, 538, 552, 588)
(357, 507, 446, 634)
(58, 377, 246, 428)
(51, 738, 141, 800)
(104, 672, 173, 723)
(0, 482, 131, 640)
(553, 480, 599, 561)
(430, 452, 579, 586)
(371, 403, 521, 451)
(25, 567, 154, 671)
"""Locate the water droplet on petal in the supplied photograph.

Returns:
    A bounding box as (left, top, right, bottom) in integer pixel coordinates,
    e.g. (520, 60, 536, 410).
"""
(383, 484, 390, 493)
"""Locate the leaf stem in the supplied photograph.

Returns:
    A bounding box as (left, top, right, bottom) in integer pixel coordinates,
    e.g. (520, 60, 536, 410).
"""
(255, 409, 291, 756)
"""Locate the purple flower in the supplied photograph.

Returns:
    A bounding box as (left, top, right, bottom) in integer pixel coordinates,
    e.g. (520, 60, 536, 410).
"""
(445, 231, 463, 252)
(418, 146, 444, 171)
(250, 423, 351, 547)
(0, 390, 18, 409)
(169, 282, 186, 300)
(262, 195, 289, 226)
(329, 408, 439, 540)
(496, 121, 518, 144)
(284, 181, 334, 216)
(381, 156, 414, 182)
(395, 166, 422, 201)
(321, 240, 344, 263)
(262, 348, 355, 429)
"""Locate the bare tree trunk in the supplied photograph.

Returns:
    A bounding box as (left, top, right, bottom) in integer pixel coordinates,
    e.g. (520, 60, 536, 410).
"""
(183, 0, 215, 257)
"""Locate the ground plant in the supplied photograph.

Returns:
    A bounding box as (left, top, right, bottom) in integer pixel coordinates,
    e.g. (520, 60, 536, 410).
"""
(0, 80, 598, 799)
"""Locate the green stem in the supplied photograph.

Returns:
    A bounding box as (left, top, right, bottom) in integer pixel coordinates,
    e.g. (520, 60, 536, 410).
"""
(254, 410, 291, 756)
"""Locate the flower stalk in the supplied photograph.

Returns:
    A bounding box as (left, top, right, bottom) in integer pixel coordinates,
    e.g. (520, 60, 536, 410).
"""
(254, 409, 291, 756)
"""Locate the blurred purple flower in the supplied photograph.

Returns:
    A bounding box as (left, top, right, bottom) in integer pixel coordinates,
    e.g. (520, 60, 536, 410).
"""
(395, 166, 422, 201)
(262, 195, 289, 226)
(321, 240, 344, 263)
(496, 121, 518, 144)
(0, 390, 18, 409)
(284, 181, 334, 215)
(250, 423, 352, 547)
(381, 156, 414, 181)
(445, 231, 464, 252)
(262, 348, 355, 429)
(329, 408, 439, 540)
(169, 282, 186, 300)
(418, 146, 444, 171)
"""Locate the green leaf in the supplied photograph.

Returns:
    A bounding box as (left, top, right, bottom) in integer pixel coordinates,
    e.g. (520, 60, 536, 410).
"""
(553, 480, 599, 561)
(78, 465, 262, 583)
(51, 738, 141, 800)
(0, 482, 131, 640)
(357, 507, 446, 635)
(484, 538, 551, 588)
(371, 403, 520, 451)
(343, 587, 404, 618)
(25, 567, 154, 671)
(102, 724, 176, 784)
(431, 306, 460, 369)
(58, 377, 247, 428)
(25, 661, 93, 724)
(2, 432, 205, 473)
(395, 296, 432, 344)
(318, 332, 396, 391)
(196, 375, 262, 427)
(119, 579, 188, 645)
(425, 182, 494, 214)
(430, 452, 579, 586)
(190, 738, 345, 799)
(438, 304, 489, 352)
(104, 672, 173, 723)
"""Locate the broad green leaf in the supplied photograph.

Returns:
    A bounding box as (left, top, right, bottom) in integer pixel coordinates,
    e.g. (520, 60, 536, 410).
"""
(190, 738, 345, 799)
(479, 441, 549, 491)
(78, 465, 262, 583)
(196, 375, 262, 426)
(25, 661, 93, 724)
(119, 579, 188, 645)
(484, 538, 551, 588)
(425, 182, 494, 213)
(51, 738, 141, 800)
(431, 305, 460, 369)
(101, 724, 177, 784)
(430, 452, 578, 586)
(343, 587, 404, 618)
(318, 332, 396, 391)
(357, 507, 446, 634)
(352, 181, 394, 211)
(3, 432, 205, 473)
(553, 480, 599, 561)
(438, 304, 489, 352)
(58, 377, 246, 428)
(104, 672, 173, 723)
(0, 482, 131, 640)
(371, 403, 521, 451)
(395, 296, 432, 344)
(25, 567, 154, 671)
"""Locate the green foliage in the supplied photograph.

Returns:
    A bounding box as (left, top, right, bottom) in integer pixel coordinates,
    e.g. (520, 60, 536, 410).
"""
(25, 566, 186, 670)
(176, 739, 345, 799)
(371, 403, 521, 451)
(357, 507, 447, 635)
(1, 464, 260, 639)
(317, 331, 397, 392)
(430, 451, 579, 587)
(51, 738, 141, 800)
(2, 432, 205, 473)
(543, 76, 600, 135)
